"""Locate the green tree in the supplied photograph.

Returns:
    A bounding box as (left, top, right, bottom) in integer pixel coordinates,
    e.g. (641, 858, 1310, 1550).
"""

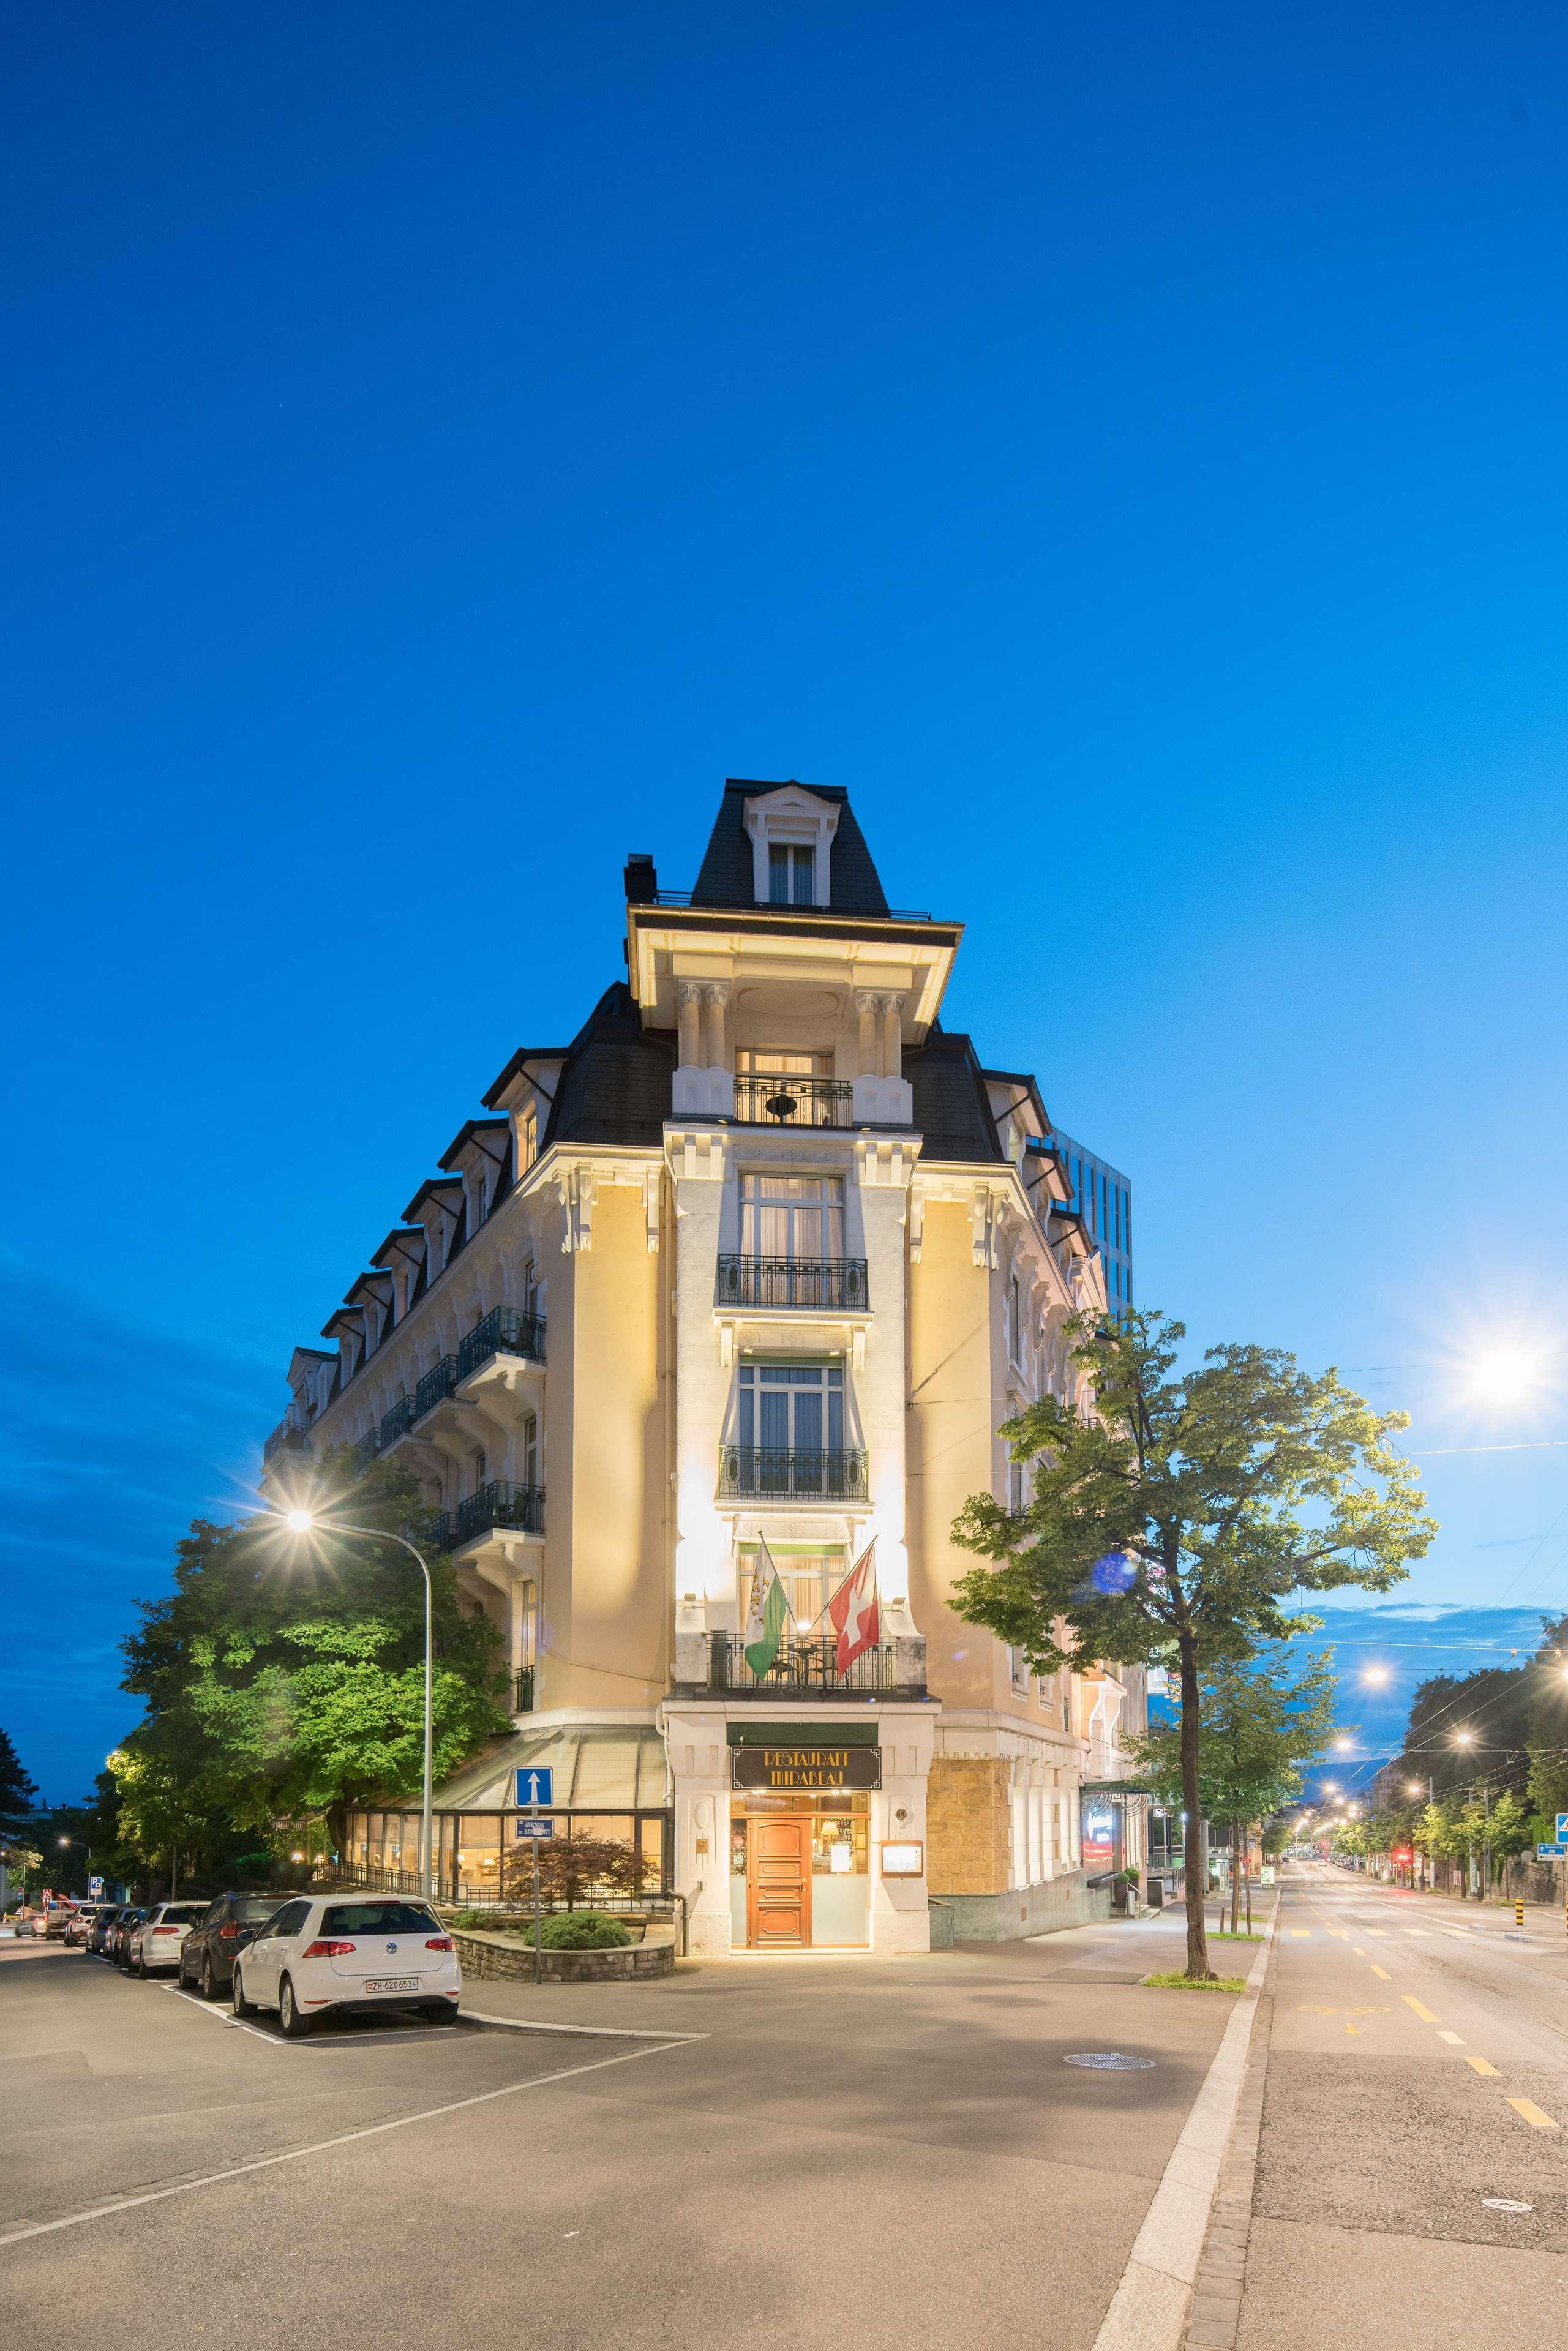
(0, 1728, 39, 1841)
(1485, 1789, 1534, 1873)
(950, 1308, 1435, 1979)
(113, 1458, 511, 1880)
(1127, 1648, 1336, 1928)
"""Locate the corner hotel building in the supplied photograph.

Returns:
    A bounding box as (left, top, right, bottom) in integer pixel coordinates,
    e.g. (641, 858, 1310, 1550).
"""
(261, 782, 1147, 1954)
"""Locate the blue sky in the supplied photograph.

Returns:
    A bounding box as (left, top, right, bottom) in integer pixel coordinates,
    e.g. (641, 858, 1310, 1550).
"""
(4, 2, 1568, 1799)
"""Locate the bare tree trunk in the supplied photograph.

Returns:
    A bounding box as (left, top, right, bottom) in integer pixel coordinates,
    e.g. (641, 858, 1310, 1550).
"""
(1180, 1637, 1211, 1979)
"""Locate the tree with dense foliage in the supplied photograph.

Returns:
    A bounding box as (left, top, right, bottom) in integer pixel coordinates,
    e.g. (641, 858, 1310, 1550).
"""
(503, 1834, 655, 1910)
(0, 1728, 39, 1841)
(1127, 1648, 1336, 1928)
(111, 1459, 511, 1881)
(951, 1308, 1435, 1980)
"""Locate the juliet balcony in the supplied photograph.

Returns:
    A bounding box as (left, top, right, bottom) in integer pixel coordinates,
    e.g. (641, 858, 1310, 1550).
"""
(732, 1074, 853, 1128)
(715, 1255, 868, 1311)
(456, 1479, 546, 1547)
(677, 1633, 926, 1701)
(716, 1445, 868, 1503)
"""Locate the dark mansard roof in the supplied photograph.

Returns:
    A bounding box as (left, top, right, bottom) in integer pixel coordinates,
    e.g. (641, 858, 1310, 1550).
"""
(542, 983, 677, 1149)
(904, 1027, 1007, 1164)
(690, 780, 891, 915)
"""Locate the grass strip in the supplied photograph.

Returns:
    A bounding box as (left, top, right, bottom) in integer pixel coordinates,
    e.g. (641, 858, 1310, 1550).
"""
(1141, 1970, 1247, 1992)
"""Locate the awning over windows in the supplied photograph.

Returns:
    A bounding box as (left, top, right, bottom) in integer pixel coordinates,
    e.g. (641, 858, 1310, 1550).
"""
(429, 1723, 670, 1812)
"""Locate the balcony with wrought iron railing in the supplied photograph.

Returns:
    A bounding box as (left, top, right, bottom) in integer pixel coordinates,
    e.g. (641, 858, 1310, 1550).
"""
(455, 1479, 546, 1547)
(414, 1355, 459, 1422)
(715, 1255, 868, 1311)
(513, 1665, 535, 1713)
(263, 1410, 313, 1463)
(457, 1305, 546, 1383)
(732, 1074, 853, 1128)
(716, 1445, 867, 1502)
(380, 1393, 418, 1450)
(685, 1633, 924, 1700)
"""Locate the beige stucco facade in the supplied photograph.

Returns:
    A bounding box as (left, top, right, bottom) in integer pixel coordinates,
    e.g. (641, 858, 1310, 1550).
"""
(261, 781, 1147, 1950)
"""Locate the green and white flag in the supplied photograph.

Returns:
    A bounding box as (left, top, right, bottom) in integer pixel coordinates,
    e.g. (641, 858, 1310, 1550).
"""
(743, 1537, 792, 1680)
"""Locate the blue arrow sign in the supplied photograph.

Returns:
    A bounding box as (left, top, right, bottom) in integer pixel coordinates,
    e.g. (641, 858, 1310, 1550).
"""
(1536, 1843, 1566, 1859)
(515, 1766, 553, 1808)
(514, 1817, 555, 1840)
(1556, 1812, 1568, 1842)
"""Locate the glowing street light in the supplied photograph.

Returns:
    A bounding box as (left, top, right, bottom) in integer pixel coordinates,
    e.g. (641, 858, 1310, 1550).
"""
(1333, 1736, 1354, 1752)
(1453, 1729, 1475, 1746)
(266, 1508, 435, 1899)
(1362, 1667, 1390, 1686)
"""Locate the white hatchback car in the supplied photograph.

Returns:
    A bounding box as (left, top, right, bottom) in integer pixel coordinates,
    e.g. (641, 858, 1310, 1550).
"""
(127, 1900, 210, 1978)
(231, 1895, 461, 2036)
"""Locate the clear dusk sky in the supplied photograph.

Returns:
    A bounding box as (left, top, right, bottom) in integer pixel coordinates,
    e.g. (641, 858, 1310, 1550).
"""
(4, 3, 1567, 1799)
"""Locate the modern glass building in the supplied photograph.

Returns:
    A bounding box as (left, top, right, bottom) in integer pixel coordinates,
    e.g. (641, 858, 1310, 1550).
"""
(1046, 1130, 1132, 1317)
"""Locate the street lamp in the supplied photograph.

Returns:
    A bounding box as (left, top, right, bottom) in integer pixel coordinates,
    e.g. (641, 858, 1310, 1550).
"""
(1362, 1667, 1389, 1685)
(275, 1509, 435, 1900)
(1453, 1729, 1475, 1746)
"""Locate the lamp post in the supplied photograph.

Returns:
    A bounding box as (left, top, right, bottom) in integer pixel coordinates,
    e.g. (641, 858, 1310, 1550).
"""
(279, 1510, 435, 1900)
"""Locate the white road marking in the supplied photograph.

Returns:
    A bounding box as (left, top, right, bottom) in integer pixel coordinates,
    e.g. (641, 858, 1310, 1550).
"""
(0, 2040, 691, 2249)
(460, 2008, 708, 2042)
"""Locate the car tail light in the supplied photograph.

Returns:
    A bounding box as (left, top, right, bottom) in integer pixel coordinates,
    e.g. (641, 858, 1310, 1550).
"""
(219, 1924, 239, 1939)
(424, 1937, 454, 1952)
(301, 1939, 358, 1959)
(153, 1926, 179, 1935)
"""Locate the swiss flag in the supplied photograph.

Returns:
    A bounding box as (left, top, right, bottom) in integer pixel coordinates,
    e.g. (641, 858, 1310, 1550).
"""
(829, 1543, 880, 1674)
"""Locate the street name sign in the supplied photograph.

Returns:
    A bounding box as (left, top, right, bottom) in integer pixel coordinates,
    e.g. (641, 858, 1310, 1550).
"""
(514, 1817, 555, 1839)
(1536, 1842, 1567, 1859)
(516, 1766, 553, 1807)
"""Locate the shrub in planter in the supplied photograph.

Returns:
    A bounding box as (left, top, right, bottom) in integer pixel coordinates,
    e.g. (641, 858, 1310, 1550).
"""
(537, 1910, 632, 1951)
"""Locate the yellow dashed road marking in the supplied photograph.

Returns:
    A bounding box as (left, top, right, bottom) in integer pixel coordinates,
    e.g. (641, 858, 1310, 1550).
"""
(1289, 1929, 1310, 1938)
(1365, 1929, 1390, 1938)
(1403, 1997, 1439, 2023)
(1507, 2099, 1560, 2131)
(1352, 1946, 1368, 1957)
(1438, 2031, 1465, 2045)
(1370, 1965, 1392, 1981)
(1466, 2057, 1501, 2077)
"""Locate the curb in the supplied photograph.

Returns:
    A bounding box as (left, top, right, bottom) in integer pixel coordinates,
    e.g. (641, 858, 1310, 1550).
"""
(1090, 1921, 1277, 2351)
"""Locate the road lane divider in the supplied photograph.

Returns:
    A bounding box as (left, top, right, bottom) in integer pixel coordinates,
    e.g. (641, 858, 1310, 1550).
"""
(1402, 1997, 1439, 2023)
(1507, 2099, 1561, 2131)
(1466, 2058, 1501, 2077)
(1370, 1965, 1392, 1981)
(1437, 2031, 1465, 2045)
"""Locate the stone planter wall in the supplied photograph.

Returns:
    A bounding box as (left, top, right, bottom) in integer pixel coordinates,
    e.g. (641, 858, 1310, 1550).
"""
(453, 1927, 675, 1984)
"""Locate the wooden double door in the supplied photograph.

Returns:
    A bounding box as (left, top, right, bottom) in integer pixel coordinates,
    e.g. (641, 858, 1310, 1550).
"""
(746, 1815, 812, 1948)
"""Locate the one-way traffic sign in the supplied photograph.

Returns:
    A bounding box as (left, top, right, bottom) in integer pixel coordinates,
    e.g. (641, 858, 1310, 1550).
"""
(516, 1766, 553, 1807)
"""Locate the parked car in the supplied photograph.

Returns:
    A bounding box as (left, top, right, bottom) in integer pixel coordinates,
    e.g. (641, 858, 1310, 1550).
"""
(39, 1903, 77, 1940)
(127, 1900, 209, 1979)
(64, 1905, 101, 1948)
(88, 1905, 126, 1956)
(231, 1895, 460, 2037)
(178, 1892, 285, 2000)
(110, 1907, 149, 1968)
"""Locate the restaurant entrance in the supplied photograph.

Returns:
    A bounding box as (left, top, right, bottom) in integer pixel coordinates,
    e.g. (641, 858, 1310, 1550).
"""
(746, 1815, 812, 1948)
(730, 1793, 871, 1949)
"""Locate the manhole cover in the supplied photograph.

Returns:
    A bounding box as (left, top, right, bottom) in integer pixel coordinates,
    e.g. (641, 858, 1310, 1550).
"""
(1063, 2052, 1156, 2070)
(1482, 2198, 1532, 2214)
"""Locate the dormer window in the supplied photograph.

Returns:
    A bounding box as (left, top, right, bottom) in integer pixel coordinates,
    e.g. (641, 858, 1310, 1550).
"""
(769, 844, 815, 906)
(743, 786, 839, 908)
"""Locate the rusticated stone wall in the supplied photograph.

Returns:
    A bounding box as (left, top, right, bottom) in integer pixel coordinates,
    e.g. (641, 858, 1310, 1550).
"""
(926, 1756, 1011, 1896)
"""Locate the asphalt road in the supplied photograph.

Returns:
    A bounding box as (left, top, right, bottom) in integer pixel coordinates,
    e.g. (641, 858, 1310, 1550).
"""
(1, 1913, 1238, 2350)
(1238, 1866, 1568, 2351)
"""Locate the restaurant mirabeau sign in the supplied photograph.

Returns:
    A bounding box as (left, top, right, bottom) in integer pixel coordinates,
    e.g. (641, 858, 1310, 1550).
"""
(731, 1742, 882, 1792)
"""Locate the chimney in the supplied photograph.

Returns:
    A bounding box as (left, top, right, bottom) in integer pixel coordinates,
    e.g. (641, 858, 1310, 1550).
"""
(623, 852, 657, 904)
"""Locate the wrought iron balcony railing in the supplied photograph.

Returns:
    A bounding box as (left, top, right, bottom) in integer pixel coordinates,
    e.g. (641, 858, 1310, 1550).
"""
(717, 1445, 868, 1502)
(701, 1635, 920, 1698)
(513, 1665, 535, 1714)
(351, 1428, 381, 1474)
(457, 1305, 546, 1382)
(715, 1254, 868, 1310)
(263, 1414, 313, 1462)
(732, 1074, 853, 1128)
(380, 1394, 418, 1449)
(456, 1479, 546, 1545)
(414, 1355, 459, 1420)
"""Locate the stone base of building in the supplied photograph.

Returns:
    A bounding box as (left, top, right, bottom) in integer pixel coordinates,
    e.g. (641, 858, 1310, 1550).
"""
(930, 1869, 1110, 1944)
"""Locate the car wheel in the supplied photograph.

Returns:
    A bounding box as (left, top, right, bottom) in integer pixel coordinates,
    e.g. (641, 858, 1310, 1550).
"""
(201, 1957, 216, 2001)
(231, 1966, 257, 2019)
(136, 1949, 149, 1979)
(278, 1977, 313, 2039)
